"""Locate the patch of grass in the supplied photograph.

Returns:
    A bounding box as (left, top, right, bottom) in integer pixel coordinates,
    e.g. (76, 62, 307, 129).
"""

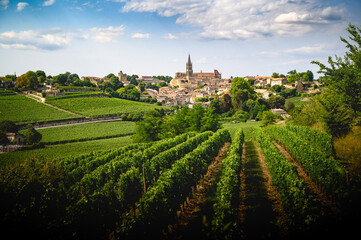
(47, 97, 167, 117)
(293, 100, 310, 107)
(0, 135, 132, 167)
(20, 120, 136, 144)
(334, 126, 361, 175)
(0, 94, 81, 124)
(46, 91, 107, 101)
(222, 121, 261, 140)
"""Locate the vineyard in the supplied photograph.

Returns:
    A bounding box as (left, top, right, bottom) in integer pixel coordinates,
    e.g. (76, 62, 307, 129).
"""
(0, 126, 360, 239)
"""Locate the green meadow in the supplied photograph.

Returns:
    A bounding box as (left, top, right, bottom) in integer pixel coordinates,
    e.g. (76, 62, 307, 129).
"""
(0, 94, 80, 124)
(0, 135, 133, 166)
(47, 97, 165, 117)
(32, 120, 136, 144)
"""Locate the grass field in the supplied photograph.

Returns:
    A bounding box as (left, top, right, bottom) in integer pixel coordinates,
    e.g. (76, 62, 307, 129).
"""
(286, 96, 311, 107)
(0, 135, 132, 166)
(0, 94, 81, 124)
(222, 120, 261, 140)
(27, 120, 136, 144)
(47, 97, 165, 117)
(46, 91, 107, 101)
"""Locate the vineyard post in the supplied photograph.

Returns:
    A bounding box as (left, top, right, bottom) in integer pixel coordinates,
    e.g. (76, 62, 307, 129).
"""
(143, 167, 147, 193)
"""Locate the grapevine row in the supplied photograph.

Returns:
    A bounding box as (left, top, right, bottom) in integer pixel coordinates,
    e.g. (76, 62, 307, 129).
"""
(213, 128, 244, 236)
(256, 128, 319, 229)
(284, 125, 333, 157)
(122, 129, 231, 237)
(266, 126, 346, 198)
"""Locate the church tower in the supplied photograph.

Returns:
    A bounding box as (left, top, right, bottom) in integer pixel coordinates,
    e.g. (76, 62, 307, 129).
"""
(186, 54, 193, 80)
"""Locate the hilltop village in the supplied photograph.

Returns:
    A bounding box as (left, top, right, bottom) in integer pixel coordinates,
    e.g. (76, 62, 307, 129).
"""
(0, 54, 319, 109)
(77, 54, 311, 108)
(115, 54, 315, 107)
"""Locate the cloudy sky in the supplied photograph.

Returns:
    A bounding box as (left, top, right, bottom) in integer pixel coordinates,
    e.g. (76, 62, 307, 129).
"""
(0, 0, 360, 79)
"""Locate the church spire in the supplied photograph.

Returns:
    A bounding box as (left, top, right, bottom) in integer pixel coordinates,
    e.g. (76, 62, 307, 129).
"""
(186, 54, 193, 79)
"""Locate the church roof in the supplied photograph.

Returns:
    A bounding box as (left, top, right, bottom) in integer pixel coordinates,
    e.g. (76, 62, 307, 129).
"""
(187, 54, 192, 65)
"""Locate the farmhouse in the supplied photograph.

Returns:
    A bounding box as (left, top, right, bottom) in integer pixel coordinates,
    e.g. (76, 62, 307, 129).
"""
(271, 108, 290, 118)
(6, 133, 25, 145)
(246, 76, 288, 87)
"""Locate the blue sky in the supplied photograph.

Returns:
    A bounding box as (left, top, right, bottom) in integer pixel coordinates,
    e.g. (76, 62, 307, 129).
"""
(0, 0, 360, 79)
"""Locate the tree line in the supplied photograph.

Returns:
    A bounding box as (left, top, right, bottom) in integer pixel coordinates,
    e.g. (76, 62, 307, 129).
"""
(132, 105, 220, 143)
(289, 23, 361, 140)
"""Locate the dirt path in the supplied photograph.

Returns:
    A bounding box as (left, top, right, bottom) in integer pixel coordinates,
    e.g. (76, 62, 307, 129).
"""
(21, 93, 86, 118)
(164, 142, 230, 240)
(272, 140, 340, 215)
(239, 140, 288, 239)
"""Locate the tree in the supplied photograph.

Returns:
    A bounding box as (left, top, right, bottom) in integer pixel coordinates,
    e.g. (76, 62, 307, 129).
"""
(319, 90, 353, 139)
(166, 106, 190, 136)
(127, 75, 139, 85)
(188, 104, 205, 131)
(267, 95, 285, 109)
(242, 99, 262, 119)
(16, 71, 39, 89)
(306, 70, 314, 81)
(110, 76, 122, 90)
(105, 73, 116, 79)
(132, 112, 163, 142)
(271, 85, 284, 92)
(0, 120, 18, 133)
(284, 100, 295, 112)
(53, 73, 68, 85)
(230, 77, 255, 109)
(4, 74, 16, 82)
(82, 77, 92, 87)
(312, 23, 361, 115)
(261, 111, 277, 127)
(287, 72, 300, 83)
(287, 69, 297, 75)
(200, 107, 220, 132)
(301, 73, 310, 82)
(221, 93, 232, 112)
(36, 70, 46, 78)
(272, 72, 280, 78)
(0, 131, 9, 145)
(36, 70, 46, 83)
(69, 73, 80, 84)
(209, 95, 222, 114)
(23, 125, 42, 145)
(138, 82, 145, 92)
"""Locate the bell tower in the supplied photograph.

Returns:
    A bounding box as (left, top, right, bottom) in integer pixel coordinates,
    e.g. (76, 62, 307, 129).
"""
(186, 54, 193, 80)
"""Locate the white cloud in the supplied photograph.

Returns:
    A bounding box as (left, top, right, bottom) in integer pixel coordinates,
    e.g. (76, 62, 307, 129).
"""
(120, 0, 345, 40)
(43, 0, 56, 7)
(164, 33, 179, 39)
(0, 0, 9, 10)
(17, 2, 29, 12)
(0, 29, 72, 51)
(89, 25, 125, 43)
(0, 43, 37, 50)
(283, 44, 328, 54)
(274, 12, 313, 24)
(259, 44, 329, 56)
(131, 32, 150, 39)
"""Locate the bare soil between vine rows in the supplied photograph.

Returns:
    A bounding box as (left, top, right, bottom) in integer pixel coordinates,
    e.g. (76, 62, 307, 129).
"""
(163, 142, 231, 240)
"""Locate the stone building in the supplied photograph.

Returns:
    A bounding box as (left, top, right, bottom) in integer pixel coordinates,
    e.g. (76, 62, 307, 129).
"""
(295, 80, 304, 93)
(6, 133, 25, 145)
(248, 76, 288, 87)
(118, 71, 127, 82)
(172, 54, 222, 86)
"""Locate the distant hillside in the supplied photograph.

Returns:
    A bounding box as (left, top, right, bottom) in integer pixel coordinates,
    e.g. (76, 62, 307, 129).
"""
(0, 93, 81, 124)
(46, 96, 168, 117)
